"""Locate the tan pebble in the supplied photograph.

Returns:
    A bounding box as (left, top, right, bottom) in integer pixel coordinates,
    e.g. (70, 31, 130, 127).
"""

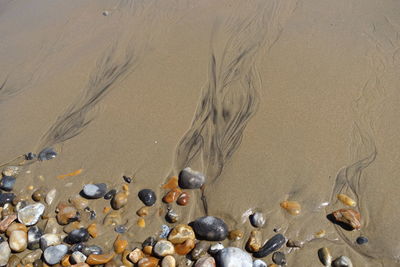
(87, 223, 98, 238)
(32, 188, 46, 202)
(168, 224, 195, 244)
(246, 230, 262, 252)
(143, 245, 153, 255)
(137, 218, 145, 228)
(128, 248, 144, 263)
(1, 203, 14, 217)
(194, 256, 215, 267)
(2, 166, 19, 176)
(111, 192, 128, 210)
(24, 264, 33, 267)
(176, 192, 190, 206)
(174, 239, 195, 255)
(86, 253, 115, 265)
(337, 194, 357, 207)
(45, 189, 57, 205)
(315, 229, 326, 238)
(56, 202, 78, 225)
(162, 176, 178, 189)
(103, 210, 122, 226)
(286, 239, 304, 248)
(136, 206, 149, 217)
(21, 249, 42, 264)
(332, 208, 361, 230)
(154, 240, 175, 257)
(161, 255, 176, 267)
(7, 255, 20, 267)
(318, 247, 332, 266)
(122, 184, 129, 193)
(162, 188, 182, 203)
(138, 257, 159, 267)
(6, 222, 27, 236)
(61, 255, 71, 266)
(44, 217, 59, 234)
(27, 185, 34, 191)
(121, 249, 133, 267)
(0, 214, 17, 232)
(113, 236, 128, 254)
(9, 230, 28, 252)
(103, 207, 111, 214)
(280, 201, 301, 215)
(63, 221, 84, 234)
(228, 229, 244, 241)
(69, 195, 89, 210)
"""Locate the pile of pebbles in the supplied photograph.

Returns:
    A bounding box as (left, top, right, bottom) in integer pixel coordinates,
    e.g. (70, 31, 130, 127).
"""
(0, 163, 363, 267)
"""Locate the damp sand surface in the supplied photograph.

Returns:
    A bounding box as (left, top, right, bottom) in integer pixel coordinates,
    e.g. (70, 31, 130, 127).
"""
(1, 0, 400, 266)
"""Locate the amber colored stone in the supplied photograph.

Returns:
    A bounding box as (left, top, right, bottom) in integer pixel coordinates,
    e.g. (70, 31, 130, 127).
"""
(87, 223, 98, 238)
(246, 230, 262, 252)
(61, 255, 71, 266)
(138, 257, 159, 267)
(174, 239, 195, 255)
(162, 176, 178, 190)
(113, 236, 128, 254)
(176, 192, 189, 206)
(332, 208, 361, 230)
(56, 202, 78, 225)
(122, 184, 129, 193)
(86, 253, 115, 265)
(337, 194, 357, 207)
(121, 250, 133, 267)
(136, 207, 149, 217)
(162, 188, 182, 203)
(103, 207, 111, 214)
(143, 246, 153, 255)
(137, 218, 145, 228)
(228, 229, 244, 241)
(0, 214, 17, 232)
(280, 201, 301, 215)
(168, 224, 195, 244)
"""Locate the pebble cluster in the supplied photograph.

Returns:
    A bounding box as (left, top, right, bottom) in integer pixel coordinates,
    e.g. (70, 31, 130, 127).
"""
(0, 161, 368, 267)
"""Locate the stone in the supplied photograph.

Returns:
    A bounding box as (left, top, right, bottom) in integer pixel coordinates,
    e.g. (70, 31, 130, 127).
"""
(21, 249, 42, 264)
(159, 224, 171, 239)
(82, 245, 103, 256)
(162, 176, 178, 190)
(103, 210, 122, 226)
(25, 152, 36, 160)
(114, 224, 127, 233)
(138, 189, 157, 206)
(228, 229, 244, 241)
(113, 237, 128, 254)
(332, 256, 353, 267)
(0, 193, 15, 206)
(38, 148, 57, 161)
(63, 221, 84, 233)
(175, 239, 195, 255)
(143, 245, 153, 255)
(272, 251, 286, 265)
(123, 176, 132, 183)
(7, 255, 20, 267)
(40, 233, 61, 249)
(252, 259, 267, 267)
(45, 189, 57, 205)
(66, 228, 90, 244)
(178, 167, 205, 189)
(209, 243, 224, 255)
(0, 214, 17, 232)
(246, 230, 262, 252)
(253, 234, 286, 258)
(286, 239, 303, 248)
(194, 257, 216, 267)
(111, 192, 128, 210)
(166, 208, 179, 223)
(121, 249, 133, 267)
(28, 226, 43, 250)
(192, 216, 228, 241)
(177, 192, 190, 206)
(138, 257, 159, 267)
(337, 194, 356, 207)
(191, 241, 210, 260)
(69, 195, 89, 210)
(153, 240, 175, 257)
(44, 217, 59, 234)
(2, 166, 19, 177)
(137, 218, 146, 227)
(43, 244, 68, 265)
(331, 209, 361, 230)
(0, 241, 11, 266)
(86, 253, 115, 265)
(6, 222, 27, 236)
(143, 236, 157, 247)
(32, 188, 46, 202)
(18, 203, 45, 226)
(215, 247, 252, 267)
(71, 251, 87, 264)
(163, 188, 181, 203)
(9, 230, 28, 252)
(128, 248, 144, 263)
(56, 203, 79, 225)
(318, 247, 332, 266)
(168, 224, 195, 244)
(82, 184, 107, 199)
(104, 189, 117, 200)
(136, 206, 149, 217)
(161, 255, 176, 267)
(356, 236, 368, 245)
(87, 223, 98, 238)
(0, 176, 16, 191)
(249, 212, 265, 228)
(69, 243, 86, 253)
(280, 201, 301, 215)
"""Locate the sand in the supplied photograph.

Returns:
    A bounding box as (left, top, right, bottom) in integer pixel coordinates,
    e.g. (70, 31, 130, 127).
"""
(1, 0, 400, 265)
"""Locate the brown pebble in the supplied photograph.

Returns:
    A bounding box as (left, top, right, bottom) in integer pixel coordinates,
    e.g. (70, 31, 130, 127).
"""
(0, 214, 17, 232)
(228, 229, 244, 241)
(138, 257, 159, 267)
(280, 200, 301, 215)
(86, 253, 115, 265)
(194, 256, 215, 267)
(113, 236, 128, 254)
(168, 224, 195, 244)
(6, 222, 28, 237)
(121, 250, 133, 267)
(331, 208, 361, 230)
(176, 192, 190, 206)
(32, 188, 46, 202)
(111, 192, 128, 210)
(137, 218, 145, 228)
(128, 248, 144, 263)
(61, 255, 71, 266)
(56, 202, 79, 225)
(122, 184, 129, 193)
(162, 188, 182, 203)
(103, 207, 111, 214)
(162, 176, 178, 190)
(143, 245, 153, 255)
(246, 230, 262, 252)
(136, 207, 149, 217)
(103, 211, 122, 226)
(87, 223, 98, 238)
(7, 255, 21, 267)
(69, 195, 89, 210)
(174, 239, 195, 255)
(286, 239, 303, 248)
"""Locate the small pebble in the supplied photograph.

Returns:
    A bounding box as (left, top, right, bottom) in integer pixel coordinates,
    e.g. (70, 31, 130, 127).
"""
(177, 192, 190, 206)
(215, 247, 252, 267)
(192, 216, 228, 241)
(104, 189, 117, 200)
(280, 201, 301, 215)
(137, 206, 149, 217)
(138, 257, 159, 267)
(86, 253, 114, 265)
(162, 176, 178, 189)
(0, 176, 16, 191)
(56, 203, 79, 225)
(44, 217, 59, 234)
(159, 225, 171, 239)
(191, 241, 210, 260)
(9, 230, 28, 252)
(143, 245, 153, 255)
(66, 228, 90, 244)
(253, 234, 286, 258)
(103, 210, 122, 226)
(175, 238, 195, 255)
(272, 251, 286, 265)
(43, 244, 68, 265)
(38, 147, 57, 161)
(0, 192, 16, 206)
(332, 256, 353, 267)
(123, 176, 132, 183)
(161, 255, 176, 267)
(111, 192, 128, 210)
(331, 209, 361, 230)
(21, 249, 42, 264)
(286, 239, 303, 248)
(18, 203, 45, 226)
(87, 223, 98, 238)
(337, 194, 356, 207)
(178, 167, 205, 189)
(45, 189, 57, 205)
(32, 188, 46, 202)
(318, 247, 332, 266)
(82, 183, 107, 199)
(82, 245, 103, 256)
(102, 11, 109, 16)
(138, 189, 157, 206)
(153, 240, 175, 257)
(163, 188, 182, 203)
(143, 236, 156, 247)
(114, 224, 127, 234)
(194, 256, 216, 267)
(137, 218, 146, 227)
(209, 243, 224, 255)
(40, 233, 61, 249)
(356, 236, 368, 245)
(71, 251, 87, 264)
(0, 242, 11, 266)
(168, 224, 195, 244)
(28, 226, 43, 250)
(2, 166, 19, 177)
(250, 212, 265, 228)
(113, 237, 128, 254)
(315, 229, 326, 238)
(246, 230, 262, 252)
(166, 208, 179, 223)
(128, 248, 144, 263)
(0, 214, 17, 232)
(7, 255, 21, 267)
(228, 229, 244, 241)
(25, 152, 36, 160)
(253, 259, 267, 267)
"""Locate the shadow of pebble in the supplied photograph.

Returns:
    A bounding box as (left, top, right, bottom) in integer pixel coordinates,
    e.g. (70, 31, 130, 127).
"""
(326, 214, 354, 231)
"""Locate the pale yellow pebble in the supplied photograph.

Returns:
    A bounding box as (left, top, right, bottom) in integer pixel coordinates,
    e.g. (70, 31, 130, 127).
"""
(137, 218, 145, 228)
(315, 229, 326, 238)
(27, 185, 34, 191)
(337, 194, 357, 207)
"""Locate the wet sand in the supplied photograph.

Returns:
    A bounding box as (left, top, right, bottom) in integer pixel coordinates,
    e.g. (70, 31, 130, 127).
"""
(1, 0, 400, 265)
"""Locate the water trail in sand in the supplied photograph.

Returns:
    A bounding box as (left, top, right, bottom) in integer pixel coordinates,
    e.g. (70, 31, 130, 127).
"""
(173, 0, 297, 214)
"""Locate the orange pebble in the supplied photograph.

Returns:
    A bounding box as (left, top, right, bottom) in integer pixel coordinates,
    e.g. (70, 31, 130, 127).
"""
(113, 237, 128, 254)
(143, 246, 153, 255)
(87, 223, 98, 238)
(103, 207, 111, 214)
(162, 188, 182, 203)
(86, 253, 115, 265)
(174, 239, 195, 255)
(137, 218, 145, 228)
(177, 192, 190, 206)
(61, 255, 71, 266)
(162, 176, 178, 189)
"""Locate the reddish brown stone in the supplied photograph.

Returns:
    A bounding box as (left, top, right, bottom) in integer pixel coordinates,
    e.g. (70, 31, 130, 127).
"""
(332, 208, 361, 230)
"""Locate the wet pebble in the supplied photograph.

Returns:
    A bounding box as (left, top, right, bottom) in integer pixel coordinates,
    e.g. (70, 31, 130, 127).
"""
(153, 240, 175, 257)
(87, 223, 98, 238)
(0, 214, 17, 232)
(44, 217, 58, 234)
(337, 194, 356, 207)
(280, 201, 301, 215)
(252, 259, 267, 267)
(82, 183, 107, 199)
(216, 247, 252, 267)
(178, 167, 205, 189)
(250, 212, 265, 228)
(123, 176, 132, 183)
(246, 230, 262, 252)
(163, 188, 182, 203)
(28, 226, 43, 250)
(0, 241, 11, 266)
(286, 239, 303, 248)
(166, 208, 179, 223)
(104, 189, 117, 200)
(9, 230, 27, 252)
(2, 166, 19, 177)
(113, 237, 128, 254)
(138, 257, 159, 267)
(56, 203, 79, 225)
(0, 192, 15, 206)
(71, 251, 87, 264)
(66, 228, 90, 244)
(21, 249, 42, 264)
(7, 255, 20, 267)
(86, 253, 114, 265)
(356, 236, 368, 245)
(168, 224, 195, 244)
(228, 229, 244, 241)
(159, 225, 171, 239)
(114, 224, 127, 234)
(191, 241, 210, 260)
(318, 247, 332, 266)
(32, 188, 46, 202)
(332, 256, 353, 267)
(128, 248, 144, 263)
(194, 256, 216, 267)
(137, 206, 149, 217)
(40, 233, 61, 249)
(38, 147, 57, 161)
(177, 192, 190, 206)
(161, 255, 176, 267)
(111, 192, 128, 210)
(69, 243, 86, 253)
(18, 203, 45, 226)
(25, 152, 36, 160)
(272, 251, 286, 265)
(138, 189, 157, 206)
(175, 238, 195, 255)
(82, 245, 103, 256)
(253, 233, 286, 258)
(331, 209, 361, 230)
(0, 176, 16, 191)
(45, 189, 57, 205)
(209, 243, 224, 255)
(103, 210, 122, 226)
(43, 244, 68, 265)
(143, 236, 157, 247)
(192, 216, 228, 241)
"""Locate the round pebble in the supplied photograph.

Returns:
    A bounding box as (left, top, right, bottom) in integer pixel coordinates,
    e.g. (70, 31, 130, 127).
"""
(161, 255, 176, 267)
(178, 167, 205, 189)
(0, 242, 11, 266)
(138, 189, 157, 206)
(18, 203, 45, 226)
(332, 256, 353, 267)
(216, 247, 252, 267)
(253, 234, 286, 258)
(9, 230, 27, 252)
(168, 224, 195, 244)
(253, 259, 267, 267)
(192, 216, 228, 241)
(82, 183, 107, 199)
(38, 148, 57, 161)
(66, 228, 90, 244)
(0, 176, 16, 191)
(111, 192, 128, 210)
(272, 251, 286, 265)
(153, 240, 175, 257)
(356, 236, 368, 245)
(43, 244, 68, 265)
(249, 212, 265, 228)
(123, 176, 132, 183)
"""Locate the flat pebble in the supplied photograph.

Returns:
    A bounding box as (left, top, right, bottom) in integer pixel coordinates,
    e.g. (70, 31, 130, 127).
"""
(71, 251, 87, 263)
(318, 247, 332, 266)
(153, 240, 175, 257)
(356, 236, 368, 245)
(178, 167, 205, 189)
(216, 247, 252, 267)
(0, 242, 11, 266)
(104, 189, 117, 200)
(82, 183, 107, 199)
(272, 251, 286, 265)
(0, 214, 17, 232)
(40, 233, 61, 249)
(18, 203, 45, 226)
(331, 209, 361, 230)
(252, 259, 267, 267)
(138, 189, 157, 206)
(43, 244, 68, 265)
(332, 256, 353, 267)
(114, 224, 127, 233)
(192, 216, 228, 241)
(194, 256, 216, 267)
(66, 228, 90, 244)
(253, 234, 286, 258)
(250, 212, 265, 228)
(86, 253, 114, 265)
(21, 249, 42, 264)
(0, 176, 16, 191)
(38, 147, 57, 161)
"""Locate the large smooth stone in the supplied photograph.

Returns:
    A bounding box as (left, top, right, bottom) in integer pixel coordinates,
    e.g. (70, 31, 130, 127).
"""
(192, 216, 228, 241)
(178, 167, 205, 189)
(216, 247, 253, 267)
(0, 242, 11, 266)
(138, 189, 157, 206)
(43, 244, 68, 265)
(253, 234, 286, 258)
(18, 203, 45, 226)
(82, 184, 107, 199)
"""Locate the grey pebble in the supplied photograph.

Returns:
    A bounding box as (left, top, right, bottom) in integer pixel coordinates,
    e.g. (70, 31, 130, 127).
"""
(253, 234, 286, 258)
(250, 212, 265, 228)
(82, 245, 103, 256)
(216, 247, 252, 267)
(253, 259, 267, 267)
(178, 167, 205, 189)
(138, 189, 156, 206)
(28, 226, 43, 250)
(38, 148, 57, 161)
(82, 183, 107, 199)
(356, 236, 368, 245)
(0, 176, 16, 191)
(43, 244, 68, 265)
(272, 251, 286, 265)
(332, 256, 353, 267)
(192, 216, 228, 241)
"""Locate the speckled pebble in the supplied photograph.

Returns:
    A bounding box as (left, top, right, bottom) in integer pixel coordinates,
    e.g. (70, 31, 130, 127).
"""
(138, 189, 157, 206)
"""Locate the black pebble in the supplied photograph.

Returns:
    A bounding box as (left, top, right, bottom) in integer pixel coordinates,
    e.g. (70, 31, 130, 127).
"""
(0, 193, 15, 206)
(272, 251, 287, 265)
(0, 176, 16, 191)
(356, 236, 368, 245)
(191, 216, 228, 241)
(142, 236, 156, 247)
(66, 228, 90, 244)
(253, 234, 286, 258)
(82, 245, 103, 256)
(69, 243, 86, 253)
(38, 147, 57, 161)
(25, 152, 37, 160)
(138, 189, 156, 206)
(28, 226, 43, 250)
(123, 176, 132, 183)
(104, 189, 116, 200)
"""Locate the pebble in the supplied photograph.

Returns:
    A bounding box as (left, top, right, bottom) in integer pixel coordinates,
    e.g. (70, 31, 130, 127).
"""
(138, 257, 159, 267)
(0, 242, 11, 266)
(25, 152, 36, 160)
(272, 251, 286, 265)
(122, 249, 133, 267)
(332, 209, 361, 230)
(86, 253, 115, 265)
(111, 192, 128, 210)
(153, 240, 175, 257)
(38, 147, 57, 161)
(332, 256, 353, 267)
(102, 10, 109, 16)
(21, 249, 42, 264)
(177, 192, 190, 206)
(9, 229, 28, 252)
(6, 222, 27, 236)
(162, 176, 178, 190)
(250, 212, 265, 228)
(40, 233, 61, 249)
(194, 256, 216, 267)
(137, 206, 149, 217)
(28, 226, 43, 250)
(82, 245, 103, 256)
(315, 229, 326, 238)
(286, 239, 303, 248)
(45, 189, 57, 205)
(137, 218, 146, 227)
(356, 236, 368, 245)
(175, 238, 195, 255)
(228, 229, 244, 241)
(280, 201, 301, 215)
(71, 251, 87, 264)
(103, 210, 122, 226)
(82, 183, 107, 199)
(318, 247, 332, 266)
(246, 230, 262, 252)
(253, 234, 286, 258)
(216, 247, 253, 267)
(191, 241, 210, 260)
(0, 214, 17, 232)
(166, 208, 179, 223)
(143, 245, 153, 255)
(252, 259, 267, 267)
(87, 223, 98, 238)
(2, 166, 19, 177)
(7, 255, 20, 267)
(56, 203, 79, 225)
(0, 176, 16, 191)
(209, 243, 224, 255)
(163, 188, 182, 203)
(337, 194, 356, 207)
(138, 189, 157, 206)
(168, 224, 195, 244)
(0, 192, 15, 206)
(32, 188, 46, 202)
(113, 237, 128, 254)
(160, 225, 171, 239)
(178, 167, 205, 189)
(66, 228, 90, 244)
(123, 176, 132, 183)
(44, 217, 59, 234)
(114, 224, 127, 234)
(143, 236, 157, 247)
(43, 244, 68, 265)
(63, 221, 84, 233)
(104, 189, 117, 200)
(161, 255, 176, 267)
(69, 243, 86, 253)
(128, 248, 144, 263)
(192, 216, 228, 241)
